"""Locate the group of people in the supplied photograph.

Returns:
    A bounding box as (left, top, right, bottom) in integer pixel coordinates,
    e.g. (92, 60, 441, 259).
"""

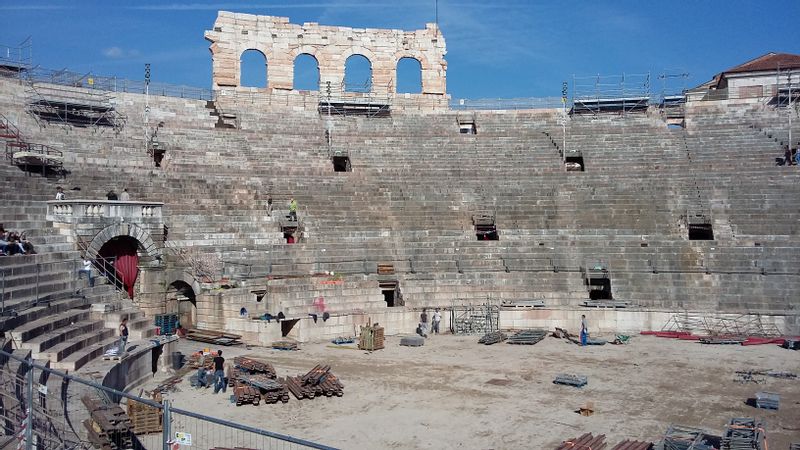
(0, 225, 35, 256)
(106, 188, 130, 201)
(195, 350, 229, 394)
(417, 308, 442, 337)
(265, 194, 298, 221)
(780, 146, 800, 166)
(56, 186, 131, 201)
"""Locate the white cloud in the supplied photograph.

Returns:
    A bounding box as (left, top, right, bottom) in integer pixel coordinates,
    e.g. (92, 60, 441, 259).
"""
(103, 47, 141, 59)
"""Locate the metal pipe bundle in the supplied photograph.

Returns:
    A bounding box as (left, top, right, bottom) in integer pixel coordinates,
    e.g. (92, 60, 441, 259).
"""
(721, 417, 766, 450)
(661, 424, 718, 450)
(553, 373, 588, 388)
(754, 392, 779, 410)
(507, 329, 547, 345)
(478, 331, 506, 345)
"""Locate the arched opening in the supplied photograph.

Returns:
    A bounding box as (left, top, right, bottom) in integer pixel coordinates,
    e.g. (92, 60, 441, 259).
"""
(166, 281, 197, 329)
(396, 57, 422, 94)
(293, 53, 319, 91)
(240, 49, 267, 88)
(98, 236, 140, 298)
(344, 54, 372, 93)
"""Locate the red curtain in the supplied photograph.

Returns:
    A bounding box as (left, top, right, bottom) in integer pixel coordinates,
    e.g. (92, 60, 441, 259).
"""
(100, 238, 139, 298)
(115, 252, 139, 298)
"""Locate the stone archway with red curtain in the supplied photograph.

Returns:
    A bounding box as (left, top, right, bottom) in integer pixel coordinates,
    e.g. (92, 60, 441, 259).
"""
(87, 223, 162, 300)
(98, 236, 140, 298)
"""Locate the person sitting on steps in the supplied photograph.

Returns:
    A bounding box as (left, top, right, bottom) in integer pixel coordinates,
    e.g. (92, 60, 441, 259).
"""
(289, 197, 298, 221)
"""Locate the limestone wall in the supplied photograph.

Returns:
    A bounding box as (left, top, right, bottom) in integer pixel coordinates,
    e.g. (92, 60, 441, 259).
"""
(205, 11, 447, 96)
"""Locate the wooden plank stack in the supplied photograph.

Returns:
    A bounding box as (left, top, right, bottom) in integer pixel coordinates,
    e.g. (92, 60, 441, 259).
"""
(358, 324, 385, 351)
(233, 356, 276, 378)
(230, 357, 289, 405)
(186, 329, 242, 346)
(377, 263, 395, 275)
(271, 339, 299, 350)
(82, 395, 133, 450)
(232, 380, 261, 406)
(233, 372, 290, 404)
(126, 394, 162, 435)
(284, 365, 344, 400)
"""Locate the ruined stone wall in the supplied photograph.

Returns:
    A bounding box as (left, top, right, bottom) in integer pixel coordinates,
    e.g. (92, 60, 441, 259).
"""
(204, 11, 447, 96)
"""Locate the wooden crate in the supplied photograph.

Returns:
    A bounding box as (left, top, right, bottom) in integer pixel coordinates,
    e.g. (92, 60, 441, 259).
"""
(358, 324, 385, 351)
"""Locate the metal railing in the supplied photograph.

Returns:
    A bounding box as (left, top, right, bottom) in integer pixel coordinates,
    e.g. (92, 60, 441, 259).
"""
(0, 349, 334, 450)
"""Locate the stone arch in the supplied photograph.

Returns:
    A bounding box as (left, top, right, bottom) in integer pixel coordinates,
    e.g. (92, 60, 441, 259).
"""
(292, 49, 321, 91)
(166, 277, 198, 329)
(393, 50, 435, 94)
(88, 223, 162, 263)
(239, 48, 268, 88)
(344, 54, 373, 92)
(396, 57, 423, 94)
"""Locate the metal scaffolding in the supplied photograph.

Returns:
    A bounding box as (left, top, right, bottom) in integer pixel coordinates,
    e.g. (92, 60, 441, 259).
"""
(319, 80, 391, 117)
(0, 37, 32, 78)
(572, 72, 651, 115)
(25, 68, 126, 130)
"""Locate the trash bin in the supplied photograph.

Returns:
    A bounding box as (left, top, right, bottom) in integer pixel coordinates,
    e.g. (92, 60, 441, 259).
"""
(171, 352, 184, 370)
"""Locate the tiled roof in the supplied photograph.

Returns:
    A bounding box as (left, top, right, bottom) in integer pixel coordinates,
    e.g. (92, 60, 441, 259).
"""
(724, 52, 800, 74)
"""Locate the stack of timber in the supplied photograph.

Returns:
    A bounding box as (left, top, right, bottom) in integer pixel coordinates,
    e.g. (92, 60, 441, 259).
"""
(187, 353, 215, 370)
(232, 379, 261, 406)
(82, 395, 133, 450)
(186, 329, 242, 346)
(478, 331, 507, 345)
(234, 356, 276, 378)
(234, 371, 289, 404)
(556, 434, 652, 450)
(126, 394, 162, 435)
(358, 323, 385, 350)
(556, 433, 607, 450)
(272, 339, 299, 351)
(285, 365, 344, 400)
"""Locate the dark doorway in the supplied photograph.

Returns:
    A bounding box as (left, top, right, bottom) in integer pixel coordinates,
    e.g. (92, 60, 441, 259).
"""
(168, 281, 196, 329)
(382, 289, 395, 307)
(153, 148, 165, 167)
(689, 224, 714, 240)
(588, 278, 612, 300)
(476, 225, 499, 241)
(332, 155, 351, 172)
(565, 155, 584, 172)
(459, 123, 476, 134)
(281, 318, 299, 337)
(379, 280, 401, 307)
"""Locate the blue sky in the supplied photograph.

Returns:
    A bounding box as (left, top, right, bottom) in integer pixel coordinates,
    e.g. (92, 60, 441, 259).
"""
(3, 0, 800, 99)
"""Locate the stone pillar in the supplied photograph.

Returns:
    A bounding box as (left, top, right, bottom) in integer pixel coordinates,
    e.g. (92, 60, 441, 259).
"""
(135, 266, 166, 317)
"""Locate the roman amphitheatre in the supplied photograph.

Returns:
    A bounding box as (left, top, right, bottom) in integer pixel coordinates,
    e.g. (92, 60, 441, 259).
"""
(0, 9, 798, 450)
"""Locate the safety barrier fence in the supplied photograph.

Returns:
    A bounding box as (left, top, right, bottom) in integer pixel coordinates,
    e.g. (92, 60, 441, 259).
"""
(0, 349, 335, 449)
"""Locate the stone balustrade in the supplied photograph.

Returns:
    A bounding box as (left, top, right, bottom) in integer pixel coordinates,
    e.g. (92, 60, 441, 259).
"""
(47, 200, 164, 223)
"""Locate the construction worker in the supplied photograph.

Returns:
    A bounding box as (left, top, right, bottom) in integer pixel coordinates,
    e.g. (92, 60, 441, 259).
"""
(580, 315, 588, 346)
(289, 197, 298, 221)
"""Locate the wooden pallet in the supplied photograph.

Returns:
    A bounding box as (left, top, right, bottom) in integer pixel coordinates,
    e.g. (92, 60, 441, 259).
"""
(127, 395, 162, 435)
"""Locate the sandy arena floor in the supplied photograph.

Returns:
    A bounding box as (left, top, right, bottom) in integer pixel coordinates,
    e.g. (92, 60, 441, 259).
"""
(141, 333, 800, 449)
